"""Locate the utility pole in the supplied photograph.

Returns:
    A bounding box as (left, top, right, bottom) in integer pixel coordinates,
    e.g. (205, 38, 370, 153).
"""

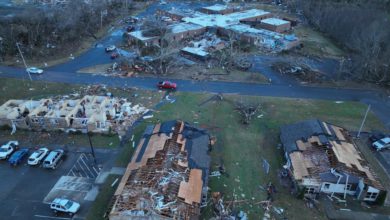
(100, 9, 108, 29)
(86, 127, 97, 165)
(16, 42, 32, 81)
(357, 104, 371, 138)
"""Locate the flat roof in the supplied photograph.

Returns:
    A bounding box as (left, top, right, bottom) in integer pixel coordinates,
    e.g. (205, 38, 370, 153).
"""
(261, 18, 290, 26)
(169, 22, 204, 34)
(225, 24, 283, 39)
(183, 9, 270, 28)
(128, 30, 156, 41)
(181, 46, 209, 57)
(202, 4, 229, 11)
(166, 8, 205, 18)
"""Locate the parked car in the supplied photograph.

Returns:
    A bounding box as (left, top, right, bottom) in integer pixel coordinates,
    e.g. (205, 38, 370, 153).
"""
(124, 16, 138, 24)
(8, 148, 29, 166)
(125, 25, 134, 32)
(0, 141, 19, 160)
(157, 80, 177, 90)
(369, 131, 386, 143)
(372, 137, 390, 151)
(105, 45, 116, 52)
(43, 149, 64, 169)
(26, 67, 44, 75)
(110, 52, 120, 59)
(50, 198, 80, 216)
(28, 147, 49, 165)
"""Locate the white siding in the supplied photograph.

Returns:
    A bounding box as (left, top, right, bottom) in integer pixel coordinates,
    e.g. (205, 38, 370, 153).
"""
(320, 182, 356, 195)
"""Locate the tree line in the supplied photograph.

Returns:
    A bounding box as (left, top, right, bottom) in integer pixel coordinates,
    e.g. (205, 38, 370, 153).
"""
(292, 0, 390, 85)
(0, 0, 131, 62)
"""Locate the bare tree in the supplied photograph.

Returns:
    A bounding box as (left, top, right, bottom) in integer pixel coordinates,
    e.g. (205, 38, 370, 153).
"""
(135, 16, 182, 75)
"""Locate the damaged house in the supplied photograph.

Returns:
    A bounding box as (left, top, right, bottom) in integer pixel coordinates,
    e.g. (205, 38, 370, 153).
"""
(109, 121, 211, 219)
(280, 119, 386, 203)
(0, 95, 148, 134)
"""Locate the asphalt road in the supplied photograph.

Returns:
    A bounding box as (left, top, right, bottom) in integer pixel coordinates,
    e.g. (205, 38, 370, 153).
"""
(1, 65, 390, 130)
(1, 1, 390, 131)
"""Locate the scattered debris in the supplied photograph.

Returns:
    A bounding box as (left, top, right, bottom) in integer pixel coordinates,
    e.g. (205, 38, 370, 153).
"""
(272, 61, 325, 83)
(0, 95, 148, 134)
(109, 121, 211, 219)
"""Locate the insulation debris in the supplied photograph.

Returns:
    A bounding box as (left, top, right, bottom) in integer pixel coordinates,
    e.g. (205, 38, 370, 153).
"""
(0, 95, 148, 134)
(109, 121, 211, 220)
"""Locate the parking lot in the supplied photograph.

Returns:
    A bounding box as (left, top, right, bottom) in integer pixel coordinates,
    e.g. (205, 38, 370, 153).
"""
(0, 146, 117, 220)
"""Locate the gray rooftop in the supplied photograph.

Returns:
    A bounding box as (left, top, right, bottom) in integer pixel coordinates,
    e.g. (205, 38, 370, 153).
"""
(280, 119, 327, 154)
(319, 171, 361, 184)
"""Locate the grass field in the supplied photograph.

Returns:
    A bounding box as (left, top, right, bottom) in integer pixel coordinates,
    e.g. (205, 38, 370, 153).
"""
(140, 92, 385, 220)
(295, 26, 345, 59)
(86, 174, 122, 220)
(1, 77, 387, 219)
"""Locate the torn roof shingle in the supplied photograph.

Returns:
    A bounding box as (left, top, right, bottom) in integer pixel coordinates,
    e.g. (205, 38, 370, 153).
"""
(319, 171, 361, 184)
(280, 119, 326, 154)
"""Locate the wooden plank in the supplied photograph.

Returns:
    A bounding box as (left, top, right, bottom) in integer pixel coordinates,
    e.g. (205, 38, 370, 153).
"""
(178, 169, 203, 204)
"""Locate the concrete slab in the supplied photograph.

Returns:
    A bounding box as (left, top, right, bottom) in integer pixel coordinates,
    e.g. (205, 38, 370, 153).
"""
(84, 186, 99, 201)
(110, 167, 126, 175)
(44, 176, 93, 203)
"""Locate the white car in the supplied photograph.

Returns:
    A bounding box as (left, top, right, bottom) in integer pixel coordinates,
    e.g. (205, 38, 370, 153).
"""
(372, 137, 390, 151)
(0, 141, 19, 160)
(26, 67, 44, 74)
(28, 147, 49, 165)
(50, 198, 80, 216)
(105, 45, 116, 52)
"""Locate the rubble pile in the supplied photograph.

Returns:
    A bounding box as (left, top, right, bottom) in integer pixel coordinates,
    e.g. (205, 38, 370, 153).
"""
(272, 61, 325, 83)
(0, 95, 148, 134)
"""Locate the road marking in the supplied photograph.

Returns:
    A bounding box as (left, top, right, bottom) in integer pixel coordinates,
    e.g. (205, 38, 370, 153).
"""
(34, 215, 71, 220)
(67, 153, 100, 179)
(77, 160, 88, 178)
(54, 187, 90, 192)
(92, 166, 99, 175)
(79, 154, 95, 178)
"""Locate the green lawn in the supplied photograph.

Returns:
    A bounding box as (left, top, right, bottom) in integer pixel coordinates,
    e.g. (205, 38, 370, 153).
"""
(146, 92, 385, 220)
(1, 77, 387, 219)
(86, 174, 121, 220)
(294, 26, 345, 59)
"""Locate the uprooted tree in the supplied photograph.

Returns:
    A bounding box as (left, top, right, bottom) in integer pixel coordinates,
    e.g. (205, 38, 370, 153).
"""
(235, 101, 261, 124)
(211, 31, 252, 72)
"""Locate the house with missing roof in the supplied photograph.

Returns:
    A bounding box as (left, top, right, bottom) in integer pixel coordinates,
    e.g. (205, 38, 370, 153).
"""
(280, 119, 386, 203)
(0, 96, 148, 134)
(109, 121, 211, 219)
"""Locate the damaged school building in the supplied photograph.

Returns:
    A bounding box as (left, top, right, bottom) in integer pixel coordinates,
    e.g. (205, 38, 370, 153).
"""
(109, 121, 211, 219)
(0, 95, 148, 134)
(280, 119, 386, 203)
(127, 4, 299, 60)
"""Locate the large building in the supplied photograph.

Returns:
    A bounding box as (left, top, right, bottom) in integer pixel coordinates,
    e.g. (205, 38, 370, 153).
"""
(280, 119, 385, 202)
(109, 121, 211, 219)
(128, 4, 298, 52)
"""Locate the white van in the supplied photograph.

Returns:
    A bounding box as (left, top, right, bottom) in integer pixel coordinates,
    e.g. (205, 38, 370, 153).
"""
(43, 149, 64, 169)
